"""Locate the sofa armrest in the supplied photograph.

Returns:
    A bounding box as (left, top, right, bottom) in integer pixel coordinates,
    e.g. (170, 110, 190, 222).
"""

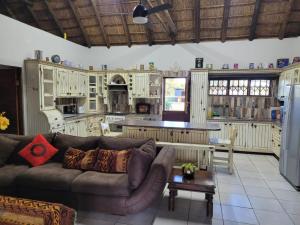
(124, 146, 175, 214)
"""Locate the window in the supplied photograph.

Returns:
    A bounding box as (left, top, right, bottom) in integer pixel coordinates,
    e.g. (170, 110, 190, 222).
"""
(164, 78, 186, 111)
(229, 80, 248, 96)
(209, 80, 227, 95)
(250, 80, 271, 96)
(209, 78, 273, 96)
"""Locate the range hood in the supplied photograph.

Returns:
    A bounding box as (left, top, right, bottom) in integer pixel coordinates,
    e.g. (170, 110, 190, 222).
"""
(108, 84, 128, 91)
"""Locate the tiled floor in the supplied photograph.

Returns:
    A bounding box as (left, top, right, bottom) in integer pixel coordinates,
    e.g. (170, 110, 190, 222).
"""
(76, 153, 300, 225)
(153, 152, 300, 225)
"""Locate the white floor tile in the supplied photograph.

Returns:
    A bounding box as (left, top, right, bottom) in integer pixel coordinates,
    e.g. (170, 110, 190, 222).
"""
(223, 220, 254, 225)
(153, 217, 187, 225)
(244, 186, 276, 198)
(272, 189, 300, 201)
(238, 171, 263, 179)
(266, 180, 296, 191)
(288, 214, 300, 225)
(220, 193, 251, 208)
(279, 200, 300, 215)
(254, 209, 294, 225)
(222, 205, 258, 225)
(248, 196, 284, 212)
(240, 178, 268, 188)
(218, 183, 246, 194)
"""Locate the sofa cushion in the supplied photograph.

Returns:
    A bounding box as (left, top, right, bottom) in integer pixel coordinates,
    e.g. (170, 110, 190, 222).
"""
(52, 134, 100, 162)
(18, 134, 58, 167)
(1, 133, 55, 165)
(15, 163, 82, 191)
(93, 149, 132, 173)
(72, 171, 131, 197)
(0, 136, 19, 167)
(0, 165, 29, 188)
(98, 136, 153, 150)
(80, 149, 98, 171)
(128, 142, 156, 189)
(63, 147, 86, 170)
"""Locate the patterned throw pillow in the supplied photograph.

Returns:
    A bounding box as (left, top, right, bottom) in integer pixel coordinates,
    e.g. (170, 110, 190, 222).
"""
(63, 148, 99, 170)
(18, 134, 58, 167)
(94, 149, 132, 173)
(63, 147, 85, 169)
(80, 149, 99, 170)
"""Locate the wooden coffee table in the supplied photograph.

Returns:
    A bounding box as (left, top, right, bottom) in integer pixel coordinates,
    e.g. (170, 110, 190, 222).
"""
(168, 168, 216, 218)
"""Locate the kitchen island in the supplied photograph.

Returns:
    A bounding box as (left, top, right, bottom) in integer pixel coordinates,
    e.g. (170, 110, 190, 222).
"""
(114, 119, 220, 169)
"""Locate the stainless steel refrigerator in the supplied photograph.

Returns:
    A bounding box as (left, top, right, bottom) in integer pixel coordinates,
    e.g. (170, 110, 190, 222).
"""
(279, 84, 300, 190)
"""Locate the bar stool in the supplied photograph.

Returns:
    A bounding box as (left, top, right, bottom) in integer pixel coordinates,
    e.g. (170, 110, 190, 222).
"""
(209, 127, 237, 174)
(100, 122, 123, 137)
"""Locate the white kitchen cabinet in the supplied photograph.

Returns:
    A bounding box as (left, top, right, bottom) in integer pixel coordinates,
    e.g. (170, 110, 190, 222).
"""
(133, 74, 149, 98)
(39, 65, 56, 110)
(77, 119, 88, 137)
(78, 73, 89, 97)
(231, 122, 248, 149)
(247, 123, 272, 152)
(68, 71, 79, 96)
(56, 69, 69, 97)
(278, 72, 286, 99)
(272, 124, 282, 157)
(292, 68, 300, 84)
(88, 74, 98, 112)
(190, 71, 208, 124)
(65, 119, 88, 137)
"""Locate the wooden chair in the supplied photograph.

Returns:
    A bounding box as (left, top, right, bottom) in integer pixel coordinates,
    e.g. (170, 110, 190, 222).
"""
(209, 127, 237, 174)
(100, 122, 123, 137)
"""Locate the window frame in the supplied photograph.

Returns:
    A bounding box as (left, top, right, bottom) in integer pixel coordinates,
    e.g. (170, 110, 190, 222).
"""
(208, 77, 273, 97)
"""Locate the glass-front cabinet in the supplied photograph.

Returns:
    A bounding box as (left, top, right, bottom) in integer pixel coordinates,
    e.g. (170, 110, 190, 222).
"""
(88, 74, 98, 111)
(40, 65, 56, 110)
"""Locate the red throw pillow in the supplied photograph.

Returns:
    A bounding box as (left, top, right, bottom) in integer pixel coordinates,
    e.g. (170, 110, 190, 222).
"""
(18, 134, 58, 167)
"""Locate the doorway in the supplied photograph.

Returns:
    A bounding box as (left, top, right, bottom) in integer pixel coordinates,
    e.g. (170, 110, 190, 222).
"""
(162, 77, 190, 122)
(0, 65, 23, 134)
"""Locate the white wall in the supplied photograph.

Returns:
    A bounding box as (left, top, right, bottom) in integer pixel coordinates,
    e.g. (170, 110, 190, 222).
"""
(89, 38, 300, 70)
(0, 14, 89, 68)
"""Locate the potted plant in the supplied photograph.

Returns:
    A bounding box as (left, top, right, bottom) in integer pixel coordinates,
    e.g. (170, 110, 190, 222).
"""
(181, 163, 197, 180)
(0, 112, 10, 131)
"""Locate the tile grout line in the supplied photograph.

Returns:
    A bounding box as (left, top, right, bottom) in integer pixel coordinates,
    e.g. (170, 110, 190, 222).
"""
(214, 165, 225, 225)
(234, 154, 261, 225)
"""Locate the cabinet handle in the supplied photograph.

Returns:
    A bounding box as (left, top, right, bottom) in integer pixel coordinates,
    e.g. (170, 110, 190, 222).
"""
(278, 144, 281, 147)
(170, 131, 173, 136)
(181, 131, 184, 134)
(251, 123, 254, 127)
(139, 128, 142, 131)
(229, 123, 232, 126)
(144, 129, 147, 132)
(254, 125, 257, 128)
(225, 123, 227, 126)
(186, 131, 189, 134)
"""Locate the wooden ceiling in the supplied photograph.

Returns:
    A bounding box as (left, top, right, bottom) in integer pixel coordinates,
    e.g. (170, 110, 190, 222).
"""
(0, 0, 299, 47)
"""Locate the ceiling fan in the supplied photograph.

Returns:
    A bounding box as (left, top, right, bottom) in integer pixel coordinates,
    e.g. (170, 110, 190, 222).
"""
(101, 1, 172, 25)
(132, 0, 172, 24)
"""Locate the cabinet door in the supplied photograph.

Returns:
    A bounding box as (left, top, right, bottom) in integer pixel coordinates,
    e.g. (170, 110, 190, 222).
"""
(56, 69, 69, 97)
(292, 68, 300, 84)
(65, 122, 77, 136)
(190, 72, 208, 124)
(40, 65, 56, 110)
(78, 73, 88, 97)
(88, 75, 98, 111)
(248, 123, 272, 151)
(134, 74, 148, 97)
(77, 120, 87, 137)
(231, 122, 247, 149)
(69, 71, 79, 96)
(209, 122, 226, 140)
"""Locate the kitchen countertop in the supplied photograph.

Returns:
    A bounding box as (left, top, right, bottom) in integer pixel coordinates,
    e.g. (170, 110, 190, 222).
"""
(207, 118, 282, 127)
(64, 113, 104, 121)
(113, 119, 221, 131)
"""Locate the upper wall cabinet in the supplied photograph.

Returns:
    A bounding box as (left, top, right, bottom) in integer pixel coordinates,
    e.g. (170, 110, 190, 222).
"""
(278, 65, 300, 100)
(39, 65, 56, 110)
(132, 73, 149, 98)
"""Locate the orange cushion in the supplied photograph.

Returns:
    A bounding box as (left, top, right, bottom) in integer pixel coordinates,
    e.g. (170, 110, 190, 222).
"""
(18, 134, 58, 167)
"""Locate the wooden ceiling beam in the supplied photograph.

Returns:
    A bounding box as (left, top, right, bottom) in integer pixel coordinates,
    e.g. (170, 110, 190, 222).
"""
(119, 3, 132, 47)
(91, 0, 110, 48)
(156, 0, 177, 44)
(194, 0, 200, 43)
(43, 0, 64, 37)
(145, 25, 154, 46)
(0, 0, 16, 19)
(22, 0, 42, 28)
(279, 0, 295, 40)
(249, 0, 261, 41)
(221, 0, 231, 42)
(67, 0, 91, 47)
(147, 0, 176, 44)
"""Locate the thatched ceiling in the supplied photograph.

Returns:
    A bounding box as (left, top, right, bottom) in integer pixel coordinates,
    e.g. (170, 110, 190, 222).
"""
(0, 0, 299, 47)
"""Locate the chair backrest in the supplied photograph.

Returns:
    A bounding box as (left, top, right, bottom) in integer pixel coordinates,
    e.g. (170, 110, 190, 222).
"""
(229, 127, 238, 146)
(100, 122, 111, 136)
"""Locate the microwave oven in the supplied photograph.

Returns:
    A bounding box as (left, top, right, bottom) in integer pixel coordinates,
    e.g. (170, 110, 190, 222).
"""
(57, 104, 77, 114)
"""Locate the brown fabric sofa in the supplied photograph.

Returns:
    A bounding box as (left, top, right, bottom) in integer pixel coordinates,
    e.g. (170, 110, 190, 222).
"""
(0, 133, 175, 215)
